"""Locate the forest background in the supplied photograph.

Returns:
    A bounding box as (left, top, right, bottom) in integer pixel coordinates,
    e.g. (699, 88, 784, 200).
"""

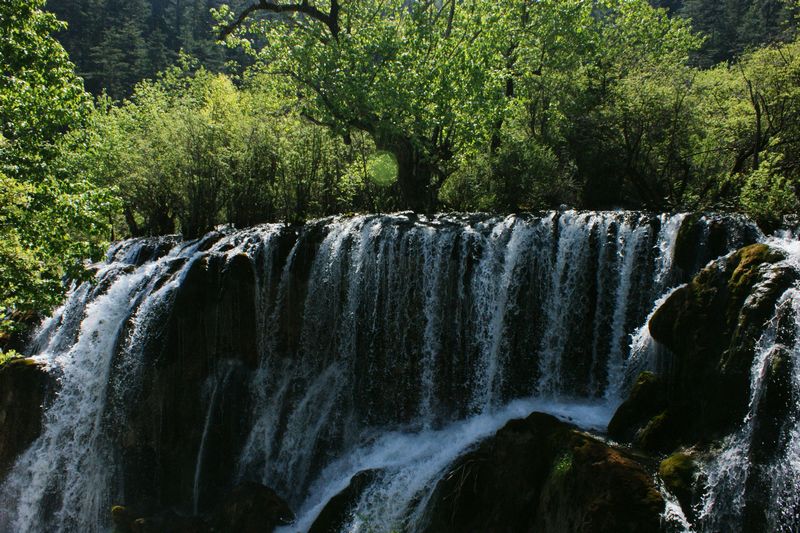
(2, 0, 799, 343)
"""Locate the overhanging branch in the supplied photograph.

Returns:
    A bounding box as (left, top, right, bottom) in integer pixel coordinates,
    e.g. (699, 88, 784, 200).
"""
(219, 0, 339, 40)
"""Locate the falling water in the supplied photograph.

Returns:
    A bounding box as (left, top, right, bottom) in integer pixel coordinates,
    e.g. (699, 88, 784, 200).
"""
(697, 237, 800, 532)
(193, 361, 237, 514)
(0, 239, 203, 532)
(0, 212, 762, 532)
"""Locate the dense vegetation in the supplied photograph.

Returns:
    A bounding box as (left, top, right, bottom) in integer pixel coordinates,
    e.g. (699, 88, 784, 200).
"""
(1, 0, 800, 346)
(45, 0, 254, 99)
(0, 0, 115, 349)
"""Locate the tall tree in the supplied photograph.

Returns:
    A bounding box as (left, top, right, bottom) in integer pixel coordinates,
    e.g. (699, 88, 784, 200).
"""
(680, 0, 797, 66)
(0, 0, 114, 341)
(46, 0, 253, 99)
(218, 0, 513, 211)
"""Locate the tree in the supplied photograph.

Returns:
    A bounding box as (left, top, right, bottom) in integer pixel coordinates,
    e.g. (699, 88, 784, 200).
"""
(46, 0, 255, 99)
(680, 0, 797, 66)
(217, 0, 510, 211)
(708, 37, 800, 224)
(456, 0, 701, 210)
(67, 59, 378, 237)
(0, 0, 114, 344)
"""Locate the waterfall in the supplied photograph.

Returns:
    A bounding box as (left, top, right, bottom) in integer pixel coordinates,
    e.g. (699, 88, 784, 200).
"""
(0, 212, 761, 532)
(193, 361, 237, 514)
(697, 237, 800, 532)
(0, 239, 203, 532)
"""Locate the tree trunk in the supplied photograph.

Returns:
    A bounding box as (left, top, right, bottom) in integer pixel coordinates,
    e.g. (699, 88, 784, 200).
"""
(124, 206, 141, 237)
(377, 134, 436, 213)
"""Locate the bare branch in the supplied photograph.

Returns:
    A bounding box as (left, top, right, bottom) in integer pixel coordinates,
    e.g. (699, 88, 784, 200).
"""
(220, 0, 339, 41)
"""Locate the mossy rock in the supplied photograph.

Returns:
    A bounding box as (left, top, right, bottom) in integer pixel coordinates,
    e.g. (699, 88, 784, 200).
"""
(659, 452, 697, 518)
(631, 244, 798, 451)
(672, 214, 761, 283)
(635, 410, 680, 453)
(421, 412, 663, 532)
(608, 371, 667, 443)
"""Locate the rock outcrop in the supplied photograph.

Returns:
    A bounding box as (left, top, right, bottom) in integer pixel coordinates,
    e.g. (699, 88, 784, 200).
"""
(608, 242, 799, 530)
(609, 244, 797, 452)
(110, 483, 293, 533)
(421, 412, 664, 532)
(0, 358, 51, 475)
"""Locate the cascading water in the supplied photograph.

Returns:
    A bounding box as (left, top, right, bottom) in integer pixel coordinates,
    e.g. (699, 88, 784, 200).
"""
(0, 238, 202, 532)
(697, 237, 800, 532)
(0, 211, 765, 532)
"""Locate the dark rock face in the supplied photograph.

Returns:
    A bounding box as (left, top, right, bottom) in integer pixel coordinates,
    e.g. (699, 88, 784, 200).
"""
(0, 358, 51, 475)
(421, 412, 664, 533)
(113, 248, 267, 515)
(308, 470, 378, 533)
(211, 482, 295, 533)
(672, 213, 762, 282)
(110, 483, 292, 533)
(612, 244, 797, 452)
(608, 371, 668, 447)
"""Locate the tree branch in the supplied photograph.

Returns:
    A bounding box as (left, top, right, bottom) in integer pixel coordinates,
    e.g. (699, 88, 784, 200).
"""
(220, 0, 339, 41)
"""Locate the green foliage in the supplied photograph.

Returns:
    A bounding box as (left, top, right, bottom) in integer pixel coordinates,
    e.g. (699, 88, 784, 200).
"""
(18, 0, 800, 260)
(679, 0, 798, 66)
(0, 0, 114, 343)
(46, 0, 254, 99)
(216, 0, 514, 210)
(68, 61, 392, 236)
(366, 152, 398, 187)
(740, 151, 800, 225)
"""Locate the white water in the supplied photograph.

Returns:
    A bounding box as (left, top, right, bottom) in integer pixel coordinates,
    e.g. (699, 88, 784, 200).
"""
(280, 397, 617, 533)
(0, 211, 759, 532)
(0, 241, 203, 532)
(697, 237, 800, 532)
(659, 479, 694, 533)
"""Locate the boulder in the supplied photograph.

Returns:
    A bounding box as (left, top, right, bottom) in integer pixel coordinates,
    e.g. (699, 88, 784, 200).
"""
(612, 244, 797, 452)
(110, 483, 293, 533)
(658, 452, 699, 521)
(211, 482, 294, 533)
(421, 412, 663, 532)
(308, 470, 378, 533)
(0, 358, 51, 475)
(607, 371, 667, 445)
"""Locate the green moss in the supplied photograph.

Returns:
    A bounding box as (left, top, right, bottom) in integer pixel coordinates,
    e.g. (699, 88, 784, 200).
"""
(552, 452, 573, 478)
(728, 244, 784, 293)
(635, 410, 678, 452)
(659, 453, 694, 492)
(607, 371, 667, 444)
(659, 453, 696, 516)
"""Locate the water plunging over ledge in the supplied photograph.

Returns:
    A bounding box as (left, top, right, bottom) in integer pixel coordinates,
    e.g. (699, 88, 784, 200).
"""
(0, 211, 770, 532)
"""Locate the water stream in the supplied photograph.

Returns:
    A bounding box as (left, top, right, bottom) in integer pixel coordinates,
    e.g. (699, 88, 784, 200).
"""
(0, 211, 773, 532)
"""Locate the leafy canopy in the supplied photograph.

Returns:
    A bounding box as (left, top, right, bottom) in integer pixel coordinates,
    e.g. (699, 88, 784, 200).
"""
(0, 0, 115, 343)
